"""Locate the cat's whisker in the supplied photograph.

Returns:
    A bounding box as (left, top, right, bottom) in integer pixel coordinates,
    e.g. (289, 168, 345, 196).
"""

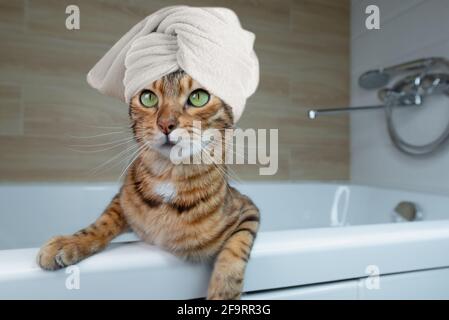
(117, 143, 149, 182)
(66, 140, 135, 154)
(68, 136, 135, 148)
(225, 165, 243, 184)
(88, 143, 140, 176)
(209, 154, 243, 185)
(201, 157, 238, 195)
(187, 135, 246, 184)
(197, 142, 243, 185)
(65, 131, 130, 139)
(77, 122, 134, 130)
(224, 148, 253, 163)
(221, 139, 261, 163)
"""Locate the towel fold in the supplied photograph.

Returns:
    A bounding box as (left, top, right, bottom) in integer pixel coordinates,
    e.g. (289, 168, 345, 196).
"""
(87, 6, 259, 122)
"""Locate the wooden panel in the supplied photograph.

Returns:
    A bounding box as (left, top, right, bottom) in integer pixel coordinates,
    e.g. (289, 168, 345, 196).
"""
(0, 84, 22, 136)
(0, 0, 24, 32)
(23, 83, 128, 137)
(26, 0, 147, 46)
(288, 0, 350, 180)
(0, 31, 108, 85)
(0, 0, 350, 182)
(0, 135, 134, 181)
(290, 145, 349, 180)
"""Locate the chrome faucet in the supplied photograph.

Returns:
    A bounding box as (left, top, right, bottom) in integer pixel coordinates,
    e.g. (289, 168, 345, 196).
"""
(308, 57, 449, 119)
(307, 57, 449, 156)
(394, 201, 419, 222)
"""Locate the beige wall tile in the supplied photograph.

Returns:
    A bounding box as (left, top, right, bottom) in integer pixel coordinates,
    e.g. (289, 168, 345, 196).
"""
(0, 84, 23, 136)
(0, 135, 135, 181)
(0, 31, 108, 86)
(0, 0, 24, 32)
(1, 2, 114, 84)
(27, 0, 148, 46)
(289, 144, 350, 181)
(23, 83, 129, 137)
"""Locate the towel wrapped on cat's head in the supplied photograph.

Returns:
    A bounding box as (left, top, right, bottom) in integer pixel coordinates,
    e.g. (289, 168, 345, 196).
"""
(87, 5, 259, 123)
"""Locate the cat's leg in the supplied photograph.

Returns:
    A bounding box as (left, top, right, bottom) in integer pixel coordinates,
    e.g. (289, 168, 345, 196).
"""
(37, 194, 128, 270)
(207, 197, 260, 300)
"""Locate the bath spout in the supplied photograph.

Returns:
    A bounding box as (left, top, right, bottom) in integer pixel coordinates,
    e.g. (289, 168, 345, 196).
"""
(394, 202, 418, 221)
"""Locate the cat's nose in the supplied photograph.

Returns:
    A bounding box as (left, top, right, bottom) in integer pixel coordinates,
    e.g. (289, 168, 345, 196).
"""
(157, 117, 178, 135)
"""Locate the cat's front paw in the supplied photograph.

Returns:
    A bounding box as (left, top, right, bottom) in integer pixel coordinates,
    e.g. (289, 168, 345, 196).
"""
(37, 236, 84, 270)
(207, 274, 243, 300)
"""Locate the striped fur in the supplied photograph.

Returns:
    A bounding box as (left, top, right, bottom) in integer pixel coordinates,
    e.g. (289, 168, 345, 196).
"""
(37, 71, 260, 300)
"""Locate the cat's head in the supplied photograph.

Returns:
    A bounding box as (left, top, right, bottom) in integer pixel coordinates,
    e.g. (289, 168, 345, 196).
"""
(129, 70, 234, 162)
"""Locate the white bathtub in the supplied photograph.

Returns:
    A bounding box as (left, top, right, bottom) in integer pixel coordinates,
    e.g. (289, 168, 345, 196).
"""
(1, 182, 449, 299)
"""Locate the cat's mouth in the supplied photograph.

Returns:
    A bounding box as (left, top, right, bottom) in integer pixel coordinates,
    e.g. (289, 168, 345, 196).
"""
(160, 141, 176, 148)
(150, 140, 177, 159)
(154, 137, 178, 156)
(160, 134, 177, 147)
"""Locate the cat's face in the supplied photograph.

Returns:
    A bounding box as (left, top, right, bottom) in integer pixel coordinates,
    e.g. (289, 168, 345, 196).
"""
(129, 71, 233, 161)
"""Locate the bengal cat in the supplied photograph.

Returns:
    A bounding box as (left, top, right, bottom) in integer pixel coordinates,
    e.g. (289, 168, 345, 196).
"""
(37, 70, 260, 300)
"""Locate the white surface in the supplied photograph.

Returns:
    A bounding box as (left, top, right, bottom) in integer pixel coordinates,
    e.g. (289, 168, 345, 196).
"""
(1, 183, 449, 299)
(2, 182, 449, 250)
(350, 0, 449, 195)
(244, 267, 449, 300)
(358, 268, 449, 299)
(243, 280, 359, 300)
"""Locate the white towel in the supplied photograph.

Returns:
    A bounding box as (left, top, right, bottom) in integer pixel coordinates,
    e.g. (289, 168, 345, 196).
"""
(87, 6, 259, 122)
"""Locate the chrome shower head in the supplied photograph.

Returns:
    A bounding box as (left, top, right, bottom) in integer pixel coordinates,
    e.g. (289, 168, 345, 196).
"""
(358, 70, 391, 89)
(358, 57, 449, 90)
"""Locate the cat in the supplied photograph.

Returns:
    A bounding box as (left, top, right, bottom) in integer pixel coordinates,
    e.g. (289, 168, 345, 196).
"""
(37, 70, 260, 300)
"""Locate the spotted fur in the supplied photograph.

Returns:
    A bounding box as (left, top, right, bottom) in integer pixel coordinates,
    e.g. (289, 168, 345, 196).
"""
(37, 71, 260, 300)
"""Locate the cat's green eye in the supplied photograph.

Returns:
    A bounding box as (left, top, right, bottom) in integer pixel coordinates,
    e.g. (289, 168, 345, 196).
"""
(139, 90, 158, 108)
(188, 89, 210, 107)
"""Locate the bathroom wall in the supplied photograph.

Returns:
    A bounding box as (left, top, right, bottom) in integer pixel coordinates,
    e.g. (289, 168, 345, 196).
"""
(0, 0, 349, 182)
(351, 0, 449, 194)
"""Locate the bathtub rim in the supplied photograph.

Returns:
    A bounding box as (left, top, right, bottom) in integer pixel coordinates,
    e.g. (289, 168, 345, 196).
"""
(1, 219, 449, 298)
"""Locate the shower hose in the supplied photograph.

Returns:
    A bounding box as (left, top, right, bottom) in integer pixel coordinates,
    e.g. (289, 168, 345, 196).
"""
(384, 94, 449, 156)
